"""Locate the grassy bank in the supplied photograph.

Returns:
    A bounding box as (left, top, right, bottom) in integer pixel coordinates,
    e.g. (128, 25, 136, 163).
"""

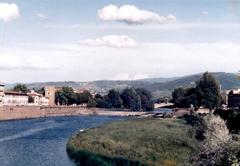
(67, 118, 201, 166)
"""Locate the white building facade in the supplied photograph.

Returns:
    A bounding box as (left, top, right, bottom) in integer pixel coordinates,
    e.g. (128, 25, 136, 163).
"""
(3, 91, 29, 106)
(28, 90, 49, 106)
(0, 83, 50, 107)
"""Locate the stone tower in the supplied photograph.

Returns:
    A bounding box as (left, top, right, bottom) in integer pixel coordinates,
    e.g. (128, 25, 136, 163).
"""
(44, 86, 56, 106)
(0, 83, 4, 106)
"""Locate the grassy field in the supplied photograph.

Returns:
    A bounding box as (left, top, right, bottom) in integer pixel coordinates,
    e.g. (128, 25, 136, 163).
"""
(67, 118, 201, 166)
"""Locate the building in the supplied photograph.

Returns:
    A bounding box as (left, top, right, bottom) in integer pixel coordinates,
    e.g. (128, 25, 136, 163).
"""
(27, 90, 49, 106)
(0, 83, 4, 106)
(0, 83, 51, 106)
(227, 89, 240, 108)
(3, 91, 29, 106)
(44, 86, 56, 106)
(40, 97, 50, 106)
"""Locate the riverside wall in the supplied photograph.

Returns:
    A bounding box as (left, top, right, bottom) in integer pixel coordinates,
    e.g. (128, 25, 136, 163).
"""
(0, 106, 146, 121)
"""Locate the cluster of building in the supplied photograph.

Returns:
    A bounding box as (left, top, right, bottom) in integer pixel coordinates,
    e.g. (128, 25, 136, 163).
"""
(0, 84, 56, 107)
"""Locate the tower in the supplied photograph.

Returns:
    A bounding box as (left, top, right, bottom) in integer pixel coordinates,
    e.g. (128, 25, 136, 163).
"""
(0, 83, 4, 106)
(44, 86, 56, 106)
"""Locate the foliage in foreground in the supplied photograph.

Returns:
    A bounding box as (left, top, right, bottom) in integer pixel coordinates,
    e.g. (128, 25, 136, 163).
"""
(215, 108, 240, 133)
(67, 118, 200, 166)
(192, 114, 240, 166)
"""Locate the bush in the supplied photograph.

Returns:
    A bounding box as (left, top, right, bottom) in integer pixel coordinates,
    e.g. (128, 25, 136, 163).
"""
(180, 114, 207, 141)
(192, 115, 232, 166)
(215, 109, 240, 133)
(215, 141, 240, 166)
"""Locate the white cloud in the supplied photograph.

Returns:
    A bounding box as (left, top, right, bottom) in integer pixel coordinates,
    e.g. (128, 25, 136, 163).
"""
(0, 3, 19, 22)
(98, 4, 176, 24)
(37, 13, 47, 19)
(79, 35, 138, 48)
(202, 11, 209, 15)
(2, 41, 240, 82)
(0, 54, 58, 70)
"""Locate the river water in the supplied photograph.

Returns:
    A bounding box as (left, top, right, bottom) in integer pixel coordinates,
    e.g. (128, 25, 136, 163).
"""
(0, 116, 125, 166)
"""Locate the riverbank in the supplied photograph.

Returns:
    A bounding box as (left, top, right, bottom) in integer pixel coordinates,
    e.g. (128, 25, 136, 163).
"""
(67, 118, 201, 166)
(0, 106, 146, 121)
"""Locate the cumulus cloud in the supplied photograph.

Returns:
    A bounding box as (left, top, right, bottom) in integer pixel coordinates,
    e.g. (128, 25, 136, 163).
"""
(79, 35, 138, 48)
(98, 4, 176, 24)
(0, 3, 19, 22)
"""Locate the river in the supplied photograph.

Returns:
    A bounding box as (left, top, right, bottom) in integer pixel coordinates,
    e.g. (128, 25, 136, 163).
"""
(0, 116, 125, 166)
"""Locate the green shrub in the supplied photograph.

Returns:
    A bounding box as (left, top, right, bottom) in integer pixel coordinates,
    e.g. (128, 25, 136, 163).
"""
(215, 109, 240, 133)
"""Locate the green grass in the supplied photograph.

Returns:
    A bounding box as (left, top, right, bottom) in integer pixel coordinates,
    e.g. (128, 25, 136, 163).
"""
(67, 118, 201, 166)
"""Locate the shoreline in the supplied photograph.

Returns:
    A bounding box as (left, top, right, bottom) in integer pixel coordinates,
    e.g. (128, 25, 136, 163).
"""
(0, 106, 147, 121)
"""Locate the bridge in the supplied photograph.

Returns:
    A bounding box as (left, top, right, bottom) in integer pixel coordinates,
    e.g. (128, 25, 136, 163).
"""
(154, 103, 174, 109)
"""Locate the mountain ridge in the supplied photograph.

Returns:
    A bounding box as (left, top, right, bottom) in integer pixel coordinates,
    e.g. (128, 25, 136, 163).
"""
(4, 72, 240, 97)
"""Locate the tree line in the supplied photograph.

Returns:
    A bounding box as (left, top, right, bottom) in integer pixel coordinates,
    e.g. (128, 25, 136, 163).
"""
(55, 87, 154, 112)
(171, 72, 222, 110)
(55, 87, 92, 105)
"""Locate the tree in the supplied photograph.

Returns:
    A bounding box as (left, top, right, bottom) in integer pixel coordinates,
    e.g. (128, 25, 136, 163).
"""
(120, 88, 142, 111)
(172, 88, 186, 107)
(55, 87, 77, 105)
(95, 93, 103, 99)
(34, 87, 45, 96)
(105, 89, 123, 108)
(87, 98, 97, 107)
(184, 87, 200, 109)
(196, 72, 221, 111)
(172, 87, 200, 108)
(172, 73, 221, 111)
(136, 88, 154, 111)
(13, 84, 29, 93)
(95, 98, 107, 108)
(76, 91, 92, 104)
(55, 91, 68, 105)
(62, 87, 77, 105)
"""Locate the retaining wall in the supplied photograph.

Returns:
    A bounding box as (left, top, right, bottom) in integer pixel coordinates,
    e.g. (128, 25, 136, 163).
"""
(0, 106, 146, 121)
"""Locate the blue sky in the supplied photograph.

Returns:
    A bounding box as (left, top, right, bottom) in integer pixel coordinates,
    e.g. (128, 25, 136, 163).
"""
(0, 0, 240, 83)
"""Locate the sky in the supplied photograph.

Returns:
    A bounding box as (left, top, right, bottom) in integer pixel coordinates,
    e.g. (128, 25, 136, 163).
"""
(0, 0, 240, 83)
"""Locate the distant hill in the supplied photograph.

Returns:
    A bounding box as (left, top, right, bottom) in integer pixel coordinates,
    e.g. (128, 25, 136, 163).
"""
(140, 72, 240, 92)
(11, 72, 239, 97)
(137, 77, 179, 83)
